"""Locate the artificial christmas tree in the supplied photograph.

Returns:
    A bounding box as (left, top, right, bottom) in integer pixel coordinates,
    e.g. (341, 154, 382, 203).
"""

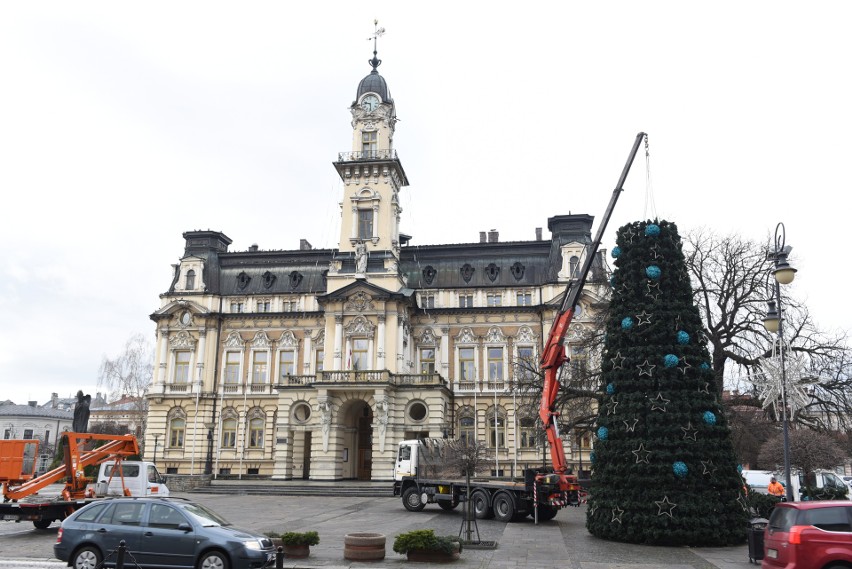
(586, 219, 747, 546)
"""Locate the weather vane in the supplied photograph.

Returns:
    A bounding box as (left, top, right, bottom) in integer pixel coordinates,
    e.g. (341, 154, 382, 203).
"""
(367, 19, 385, 71)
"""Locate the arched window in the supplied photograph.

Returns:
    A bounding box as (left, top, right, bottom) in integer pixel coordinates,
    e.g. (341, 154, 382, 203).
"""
(168, 418, 185, 448)
(459, 415, 475, 445)
(221, 418, 236, 448)
(519, 417, 538, 448)
(488, 410, 506, 448)
(185, 270, 195, 290)
(569, 256, 580, 277)
(248, 417, 264, 448)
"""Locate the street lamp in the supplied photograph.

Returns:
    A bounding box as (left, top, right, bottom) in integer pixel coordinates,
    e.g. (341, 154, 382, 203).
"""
(763, 222, 796, 502)
(152, 433, 161, 465)
(204, 422, 215, 475)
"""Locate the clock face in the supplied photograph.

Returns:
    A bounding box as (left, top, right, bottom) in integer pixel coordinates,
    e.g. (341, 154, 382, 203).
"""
(362, 95, 379, 112)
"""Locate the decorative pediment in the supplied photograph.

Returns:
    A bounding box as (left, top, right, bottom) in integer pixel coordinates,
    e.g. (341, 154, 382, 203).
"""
(237, 272, 251, 290)
(278, 330, 298, 348)
(247, 406, 266, 421)
(167, 406, 186, 420)
(251, 330, 272, 349)
(262, 271, 276, 289)
(460, 263, 475, 283)
(565, 323, 587, 342)
(169, 330, 196, 349)
(485, 263, 500, 282)
(419, 328, 438, 346)
(345, 291, 375, 312)
(455, 327, 477, 345)
(221, 407, 239, 420)
(314, 329, 325, 348)
(344, 316, 376, 338)
(515, 326, 538, 344)
(485, 326, 506, 344)
(289, 271, 303, 289)
(223, 331, 245, 349)
(510, 262, 525, 281)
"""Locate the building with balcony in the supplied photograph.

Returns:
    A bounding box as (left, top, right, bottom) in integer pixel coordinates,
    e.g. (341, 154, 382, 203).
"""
(144, 45, 607, 481)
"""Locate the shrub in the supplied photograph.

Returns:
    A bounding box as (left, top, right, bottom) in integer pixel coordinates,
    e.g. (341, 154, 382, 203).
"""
(393, 529, 461, 555)
(279, 531, 319, 546)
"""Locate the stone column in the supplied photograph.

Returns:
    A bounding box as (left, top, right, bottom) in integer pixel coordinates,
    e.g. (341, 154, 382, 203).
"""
(157, 328, 170, 385)
(376, 315, 386, 370)
(333, 315, 343, 370)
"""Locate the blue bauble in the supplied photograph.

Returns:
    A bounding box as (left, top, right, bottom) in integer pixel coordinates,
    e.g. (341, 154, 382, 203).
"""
(606, 383, 615, 395)
(597, 426, 609, 441)
(590, 451, 596, 464)
(677, 331, 690, 345)
(610, 276, 616, 288)
(646, 265, 661, 279)
(664, 354, 679, 368)
(621, 317, 634, 330)
(703, 411, 717, 425)
(645, 224, 661, 237)
(737, 464, 743, 474)
(673, 461, 688, 479)
(700, 362, 710, 370)
(611, 246, 621, 258)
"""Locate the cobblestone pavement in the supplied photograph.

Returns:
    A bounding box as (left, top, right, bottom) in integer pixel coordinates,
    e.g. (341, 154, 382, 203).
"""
(0, 490, 756, 569)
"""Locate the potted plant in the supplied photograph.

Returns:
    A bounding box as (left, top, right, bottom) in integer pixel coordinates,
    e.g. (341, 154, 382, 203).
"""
(279, 531, 319, 558)
(393, 529, 461, 562)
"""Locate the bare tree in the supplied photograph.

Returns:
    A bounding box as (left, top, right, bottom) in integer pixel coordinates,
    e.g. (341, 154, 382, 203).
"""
(758, 429, 845, 492)
(97, 333, 154, 443)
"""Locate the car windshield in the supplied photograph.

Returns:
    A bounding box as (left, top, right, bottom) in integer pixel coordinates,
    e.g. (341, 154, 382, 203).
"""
(768, 507, 799, 531)
(181, 503, 231, 527)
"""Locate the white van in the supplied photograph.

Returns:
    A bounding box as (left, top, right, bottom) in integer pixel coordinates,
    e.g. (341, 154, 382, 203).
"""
(742, 469, 848, 500)
(95, 461, 170, 497)
(742, 470, 776, 495)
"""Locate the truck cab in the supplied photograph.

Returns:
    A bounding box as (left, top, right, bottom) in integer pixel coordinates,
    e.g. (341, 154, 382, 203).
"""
(96, 461, 170, 497)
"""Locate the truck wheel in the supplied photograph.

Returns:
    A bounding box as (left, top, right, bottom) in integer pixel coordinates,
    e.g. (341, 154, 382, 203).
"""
(198, 550, 230, 569)
(492, 493, 515, 523)
(535, 506, 558, 521)
(402, 487, 426, 512)
(472, 490, 493, 519)
(438, 500, 459, 511)
(33, 519, 52, 529)
(72, 546, 102, 569)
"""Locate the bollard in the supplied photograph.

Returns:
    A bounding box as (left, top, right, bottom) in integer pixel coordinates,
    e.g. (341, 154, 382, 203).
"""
(116, 540, 127, 569)
(275, 545, 284, 569)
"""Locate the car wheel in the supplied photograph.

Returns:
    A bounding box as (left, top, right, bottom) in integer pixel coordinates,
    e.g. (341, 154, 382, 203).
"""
(492, 493, 515, 522)
(33, 519, 52, 529)
(402, 486, 426, 512)
(198, 550, 230, 569)
(72, 546, 102, 569)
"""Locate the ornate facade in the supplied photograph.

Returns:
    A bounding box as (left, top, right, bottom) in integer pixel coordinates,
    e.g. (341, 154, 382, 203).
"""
(144, 47, 609, 481)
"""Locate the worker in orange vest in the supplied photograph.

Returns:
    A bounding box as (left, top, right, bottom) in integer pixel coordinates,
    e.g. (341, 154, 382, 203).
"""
(768, 477, 785, 498)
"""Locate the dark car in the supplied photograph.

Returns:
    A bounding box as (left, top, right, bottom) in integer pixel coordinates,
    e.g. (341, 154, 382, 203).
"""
(54, 497, 276, 569)
(762, 501, 852, 569)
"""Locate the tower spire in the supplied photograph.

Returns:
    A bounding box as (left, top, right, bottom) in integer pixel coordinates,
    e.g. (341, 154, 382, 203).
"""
(367, 19, 385, 72)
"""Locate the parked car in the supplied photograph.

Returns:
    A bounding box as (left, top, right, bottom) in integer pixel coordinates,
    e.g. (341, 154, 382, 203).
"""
(842, 475, 852, 490)
(762, 501, 852, 569)
(54, 496, 276, 569)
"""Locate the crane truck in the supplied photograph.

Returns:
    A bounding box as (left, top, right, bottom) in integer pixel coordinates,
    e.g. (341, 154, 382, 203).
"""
(0, 431, 166, 529)
(393, 132, 647, 522)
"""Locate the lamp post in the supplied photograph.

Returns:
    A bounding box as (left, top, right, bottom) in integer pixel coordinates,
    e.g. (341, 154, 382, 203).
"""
(204, 422, 215, 475)
(762, 222, 797, 503)
(152, 433, 161, 465)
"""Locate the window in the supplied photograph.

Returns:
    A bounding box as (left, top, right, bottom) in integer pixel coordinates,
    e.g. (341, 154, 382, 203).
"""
(279, 350, 295, 378)
(488, 347, 503, 381)
(568, 348, 588, 381)
(44, 430, 50, 443)
(23, 429, 33, 440)
(420, 348, 435, 374)
(459, 416, 475, 445)
(315, 349, 324, 372)
(185, 270, 195, 290)
(224, 352, 240, 384)
(230, 302, 243, 313)
(459, 348, 476, 381)
(422, 294, 435, 309)
(459, 294, 474, 308)
(519, 417, 537, 448)
(517, 346, 535, 380)
(352, 338, 368, 370)
(149, 504, 186, 530)
(569, 255, 580, 277)
(517, 292, 532, 306)
(3, 429, 10, 439)
(173, 351, 190, 383)
(252, 352, 268, 383)
(75, 502, 108, 522)
(803, 507, 852, 532)
(293, 403, 311, 423)
(489, 415, 506, 448)
(358, 209, 373, 240)
(221, 418, 236, 448)
(257, 300, 270, 313)
(486, 293, 502, 307)
(105, 502, 145, 526)
(169, 418, 185, 448)
(408, 402, 427, 422)
(361, 130, 377, 157)
(248, 418, 264, 448)
(282, 300, 297, 312)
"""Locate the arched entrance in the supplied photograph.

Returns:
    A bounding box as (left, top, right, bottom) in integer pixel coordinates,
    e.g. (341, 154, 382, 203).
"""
(341, 400, 373, 480)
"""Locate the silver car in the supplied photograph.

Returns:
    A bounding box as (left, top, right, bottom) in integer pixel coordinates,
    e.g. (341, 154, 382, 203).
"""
(54, 497, 276, 569)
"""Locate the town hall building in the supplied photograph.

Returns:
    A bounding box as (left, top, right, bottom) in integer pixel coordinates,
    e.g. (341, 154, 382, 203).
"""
(144, 45, 609, 481)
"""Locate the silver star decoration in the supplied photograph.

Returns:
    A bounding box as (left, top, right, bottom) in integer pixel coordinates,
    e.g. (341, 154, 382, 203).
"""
(646, 281, 662, 301)
(623, 418, 639, 432)
(650, 392, 670, 412)
(632, 443, 651, 464)
(637, 360, 656, 377)
(605, 397, 619, 416)
(698, 382, 710, 394)
(678, 357, 692, 376)
(611, 351, 626, 370)
(674, 315, 683, 330)
(655, 496, 677, 518)
(681, 422, 698, 441)
(737, 493, 750, 512)
(636, 311, 652, 326)
(623, 227, 637, 243)
(649, 244, 661, 259)
(700, 460, 718, 475)
(588, 504, 597, 517)
(611, 506, 624, 524)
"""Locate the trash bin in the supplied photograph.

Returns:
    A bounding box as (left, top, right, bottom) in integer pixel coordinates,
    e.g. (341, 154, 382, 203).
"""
(747, 517, 768, 564)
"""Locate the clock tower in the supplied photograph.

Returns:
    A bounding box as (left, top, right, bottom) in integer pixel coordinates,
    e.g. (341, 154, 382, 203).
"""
(329, 41, 409, 293)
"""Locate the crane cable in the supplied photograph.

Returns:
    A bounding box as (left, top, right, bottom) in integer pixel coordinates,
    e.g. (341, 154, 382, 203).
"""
(643, 134, 657, 220)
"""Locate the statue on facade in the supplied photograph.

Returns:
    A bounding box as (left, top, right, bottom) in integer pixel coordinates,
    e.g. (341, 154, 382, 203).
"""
(72, 390, 91, 433)
(355, 241, 368, 274)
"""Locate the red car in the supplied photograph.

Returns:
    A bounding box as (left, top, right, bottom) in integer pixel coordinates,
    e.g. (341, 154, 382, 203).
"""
(762, 501, 852, 569)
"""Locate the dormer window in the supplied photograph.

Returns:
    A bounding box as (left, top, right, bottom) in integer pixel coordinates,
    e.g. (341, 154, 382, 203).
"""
(185, 270, 195, 290)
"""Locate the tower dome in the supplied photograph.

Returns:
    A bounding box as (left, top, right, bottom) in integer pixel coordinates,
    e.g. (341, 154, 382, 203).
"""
(355, 46, 393, 104)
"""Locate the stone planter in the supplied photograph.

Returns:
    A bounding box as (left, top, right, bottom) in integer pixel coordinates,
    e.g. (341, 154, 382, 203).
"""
(406, 542, 461, 563)
(344, 532, 386, 561)
(283, 543, 310, 558)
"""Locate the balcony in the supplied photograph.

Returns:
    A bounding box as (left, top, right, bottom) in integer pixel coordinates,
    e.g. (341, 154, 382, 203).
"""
(337, 149, 398, 162)
(276, 370, 446, 388)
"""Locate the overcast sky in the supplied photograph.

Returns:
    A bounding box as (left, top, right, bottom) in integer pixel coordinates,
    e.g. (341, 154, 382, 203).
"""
(2, 2, 849, 406)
